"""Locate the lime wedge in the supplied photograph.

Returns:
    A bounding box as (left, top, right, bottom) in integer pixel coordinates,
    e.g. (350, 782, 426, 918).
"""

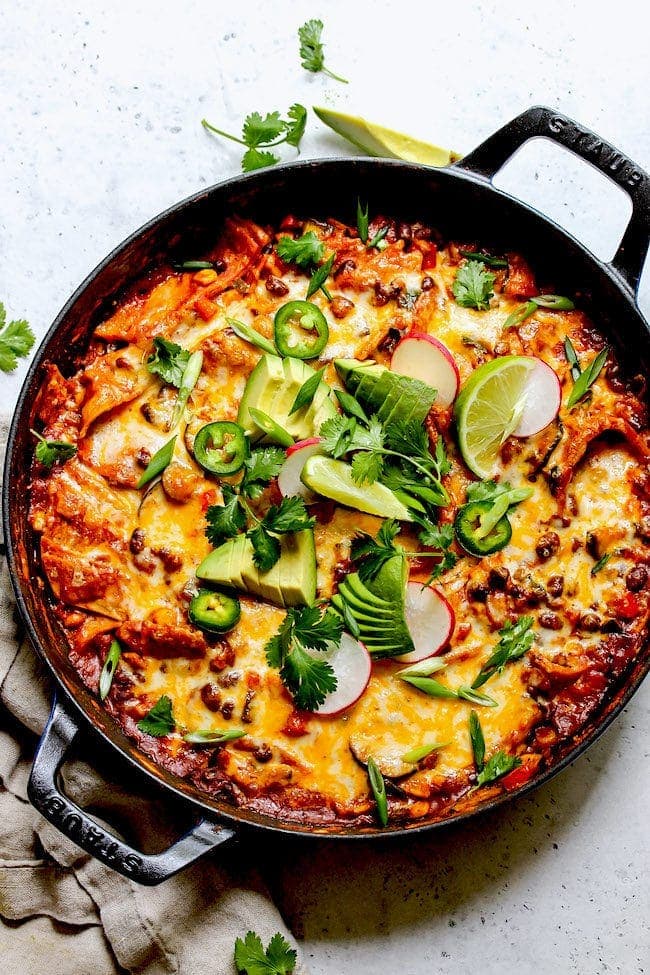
(301, 456, 414, 521)
(454, 357, 537, 478)
(313, 107, 461, 167)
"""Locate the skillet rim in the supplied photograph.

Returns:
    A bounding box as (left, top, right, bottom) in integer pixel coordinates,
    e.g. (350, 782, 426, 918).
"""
(3, 153, 650, 841)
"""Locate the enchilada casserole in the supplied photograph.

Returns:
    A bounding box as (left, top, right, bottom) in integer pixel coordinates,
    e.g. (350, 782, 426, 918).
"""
(28, 209, 650, 827)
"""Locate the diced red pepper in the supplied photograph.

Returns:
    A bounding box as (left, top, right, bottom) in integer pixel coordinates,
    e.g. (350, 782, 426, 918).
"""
(501, 763, 536, 792)
(612, 592, 642, 620)
(281, 711, 310, 737)
(421, 244, 438, 271)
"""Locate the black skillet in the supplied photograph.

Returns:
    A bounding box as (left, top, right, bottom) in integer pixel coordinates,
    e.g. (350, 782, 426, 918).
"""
(3, 106, 650, 884)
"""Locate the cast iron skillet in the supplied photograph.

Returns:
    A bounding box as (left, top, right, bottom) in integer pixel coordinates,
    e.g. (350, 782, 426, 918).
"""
(4, 107, 650, 885)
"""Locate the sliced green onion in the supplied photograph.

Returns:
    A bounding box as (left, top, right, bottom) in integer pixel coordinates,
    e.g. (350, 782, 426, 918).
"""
(503, 300, 538, 330)
(563, 336, 582, 381)
(174, 260, 214, 271)
(136, 435, 177, 489)
(306, 253, 335, 300)
(171, 350, 203, 427)
(99, 638, 122, 701)
(402, 741, 450, 763)
(289, 367, 326, 415)
(469, 710, 485, 771)
(533, 294, 575, 310)
(459, 250, 508, 270)
(396, 658, 447, 678)
(356, 199, 369, 244)
(248, 407, 294, 447)
(367, 756, 388, 827)
(591, 552, 611, 576)
(183, 729, 246, 745)
(399, 675, 459, 699)
(368, 226, 389, 250)
(458, 685, 498, 707)
(567, 347, 608, 409)
(226, 317, 277, 356)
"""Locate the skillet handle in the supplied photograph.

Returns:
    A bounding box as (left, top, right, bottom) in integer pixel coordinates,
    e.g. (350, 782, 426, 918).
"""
(454, 105, 650, 295)
(28, 697, 236, 886)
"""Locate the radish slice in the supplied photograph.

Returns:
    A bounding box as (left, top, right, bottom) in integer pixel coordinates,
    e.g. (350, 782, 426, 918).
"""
(391, 333, 460, 407)
(512, 357, 561, 438)
(311, 634, 371, 716)
(278, 438, 322, 500)
(395, 583, 455, 663)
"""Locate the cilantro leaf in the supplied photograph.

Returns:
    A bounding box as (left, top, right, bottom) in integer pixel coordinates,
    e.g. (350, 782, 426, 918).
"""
(242, 148, 280, 172)
(291, 605, 343, 650)
(205, 485, 246, 545)
(351, 450, 384, 485)
(472, 616, 535, 688)
(241, 447, 285, 499)
(476, 751, 521, 787)
(452, 261, 496, 311)
(234, 930, 297, 975)
(248, 525, 281, 572)
(281, 640, 336, 711)
(262, 496, 315, 534)
(242, 111, 285, 148)
(0, 304, 35, 372)
(384, 418, 430, 459)
(351, 520, 401, 580)
(137, 695, 175, 737)
(349, 415, 385, 453)
(276, 231, 325, 269)
(285, 104, 307, 148)
(298, 19, 348, 84)
(264, 606, 341, 710)
(146, 337, 190, 388)
(32, 430, 77, 469)
(319, 414, 357, 458)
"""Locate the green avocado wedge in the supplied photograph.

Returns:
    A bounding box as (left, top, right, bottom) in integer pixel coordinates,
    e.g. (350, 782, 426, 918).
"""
(313, 107, 460, 166)
(334, 555, 414, 658)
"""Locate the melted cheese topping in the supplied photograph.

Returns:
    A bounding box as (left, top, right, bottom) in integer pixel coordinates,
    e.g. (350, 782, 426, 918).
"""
(30, 219, 650, 823)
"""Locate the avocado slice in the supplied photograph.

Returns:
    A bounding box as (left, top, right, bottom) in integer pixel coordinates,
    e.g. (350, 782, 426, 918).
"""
(356, 370, 392, 411)
(196, 529, 316, 608)
(278, 529, 317, 606)
(238, 354, 286, 440)
(341, 573, 394, 610)
(335, 555, 414, 657)
(334, 359, 382, 393)
(376, 383, 407, 424)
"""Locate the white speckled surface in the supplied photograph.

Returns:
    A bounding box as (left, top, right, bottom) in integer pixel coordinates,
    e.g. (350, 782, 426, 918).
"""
(1, 1, 648, 972)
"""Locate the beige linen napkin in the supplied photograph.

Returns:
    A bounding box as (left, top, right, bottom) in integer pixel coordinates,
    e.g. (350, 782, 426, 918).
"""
(0, 421, 307, 975)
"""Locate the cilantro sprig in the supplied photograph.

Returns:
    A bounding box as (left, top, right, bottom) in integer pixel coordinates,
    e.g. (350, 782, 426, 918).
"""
(472, 616, 534, 689)
(235, 930, 297, 975)
(31, 429, 77, 469)
(276, 231, 333, 300)
(452, 261, 496, 311)
(265, 606, 342, 710)
(205, 454, 313, 571)
(202, 104, 307, 172)
(319, 413, 450, 506)
(298, 19, 348, 84)
(147, 337, 190, 387)
(0, 303, 35, 373)
(276, 231, 324, 269)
